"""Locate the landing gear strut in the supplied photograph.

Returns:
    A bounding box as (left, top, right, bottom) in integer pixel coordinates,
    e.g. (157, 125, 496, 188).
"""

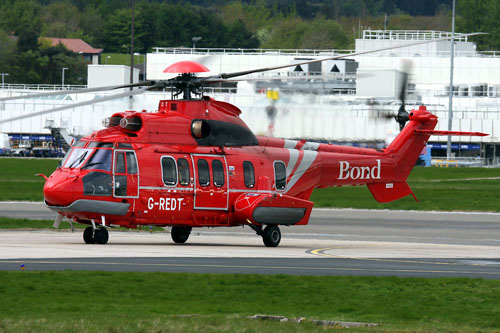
(83, 226, 109, 245)
(249, 224, 282, 247)
(171, 226, 192, 244)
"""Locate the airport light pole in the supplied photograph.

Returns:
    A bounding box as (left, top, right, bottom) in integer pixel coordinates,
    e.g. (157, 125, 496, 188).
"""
(105, 56, 111, 64)
(62, 67, 68, 88)
(192, 37, 201, 49)
(134, 52, 146, 81)
(130, 0, 135, 87)
(446, 0, 456, 160)
(0, 73, 8, 89)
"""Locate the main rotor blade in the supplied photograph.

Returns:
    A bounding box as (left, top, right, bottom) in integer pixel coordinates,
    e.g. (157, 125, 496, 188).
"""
(205, 32, 485, 81)
(0, 81, 155, 102)
(0, 85, 162, 124)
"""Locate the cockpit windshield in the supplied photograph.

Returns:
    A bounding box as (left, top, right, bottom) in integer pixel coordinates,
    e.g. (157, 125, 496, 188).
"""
(64, 148, 93, 169)
(81, 149, 112, 171)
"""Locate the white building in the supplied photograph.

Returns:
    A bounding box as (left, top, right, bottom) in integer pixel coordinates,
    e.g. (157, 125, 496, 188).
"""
(1, 30, 499, 160)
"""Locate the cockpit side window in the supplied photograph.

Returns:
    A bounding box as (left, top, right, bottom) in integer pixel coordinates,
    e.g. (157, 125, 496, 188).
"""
(126, 152, 138, 174)
(115, 152, 126, 173)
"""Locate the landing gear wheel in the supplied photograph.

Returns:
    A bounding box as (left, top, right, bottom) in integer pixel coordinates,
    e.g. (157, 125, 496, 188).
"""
(262, 225, 281, 247)
(94, 227, 109, 245)
(171, 226, 192, 244)
(83, 227, 95, 244)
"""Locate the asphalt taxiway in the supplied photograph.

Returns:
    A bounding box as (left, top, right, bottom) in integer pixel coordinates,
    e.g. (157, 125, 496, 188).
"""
(0, 202, 499, 278)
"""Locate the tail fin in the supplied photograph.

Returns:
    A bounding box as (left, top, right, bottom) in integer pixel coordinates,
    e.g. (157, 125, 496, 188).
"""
(369, 108, 434, 203)
(367, 105, 487, 204)
(367, 181, 418, 203)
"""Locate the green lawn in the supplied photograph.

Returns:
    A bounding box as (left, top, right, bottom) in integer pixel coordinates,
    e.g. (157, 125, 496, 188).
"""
(0, 217, 167, 231)
(0, 271, 498, 332)
(0, 158, 59, 201)
(311, 167, 500, 211)
(1, 157, 499, 211)
(101, 52, 145, 66)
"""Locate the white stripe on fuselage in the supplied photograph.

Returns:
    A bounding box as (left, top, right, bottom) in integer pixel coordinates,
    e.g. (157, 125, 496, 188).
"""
(285, 150, 318, 192)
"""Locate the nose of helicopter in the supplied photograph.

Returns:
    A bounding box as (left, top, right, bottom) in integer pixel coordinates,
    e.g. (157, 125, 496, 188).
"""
(43, 173, 77, 207)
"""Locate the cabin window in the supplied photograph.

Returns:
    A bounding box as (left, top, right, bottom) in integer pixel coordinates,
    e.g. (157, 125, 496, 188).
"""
(274, 161, 286, 191)
(126, 152, 138, 174)
(115, 152, 126, 173)
(212, 160, 225, 187)
(243, 161, 255, 188)
(161, 156, 177, 186)
(178, 158, 190, 186)
(197, 159, 210, 186)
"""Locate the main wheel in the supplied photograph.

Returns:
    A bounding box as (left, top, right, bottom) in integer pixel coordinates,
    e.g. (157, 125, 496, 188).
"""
(171, 226, 192, 244)
(83, 227, 95, 244)
(262, 225, 281, 247)
(94, 227, 109, 244)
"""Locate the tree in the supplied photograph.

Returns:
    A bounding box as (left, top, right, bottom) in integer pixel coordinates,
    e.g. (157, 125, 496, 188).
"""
(261, 17, 350, 49)
(99, 8, 137, 52)
(224, 20, 259, 48)
(0, 0, 43, 52)
(457, 0, 495, 50)
(300, 19, 350, 49)
(41, 1, 80, 37)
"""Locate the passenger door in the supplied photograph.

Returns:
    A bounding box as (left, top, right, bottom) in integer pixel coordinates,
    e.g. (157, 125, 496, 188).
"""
(113, 150, 139, 198)
(192, 154, 228, 210)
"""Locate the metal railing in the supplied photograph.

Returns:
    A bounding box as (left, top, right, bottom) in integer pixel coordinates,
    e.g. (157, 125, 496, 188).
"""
(152, 47, 355, 57)
(0, 84, 87, 91)
(432, 157, 500, 167)
(362, 29, 470, 42)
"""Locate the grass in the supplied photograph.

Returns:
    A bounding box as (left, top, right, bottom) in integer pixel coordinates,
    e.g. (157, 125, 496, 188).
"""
(101, 52, 145, 66)
(0, 271, 499, 332)
(0, 217, 165, 231)
(1, 157, 499, 211)
(0, 158, 59, 201)
(311, 166, 500, 212)
(0, 217, 82, 229)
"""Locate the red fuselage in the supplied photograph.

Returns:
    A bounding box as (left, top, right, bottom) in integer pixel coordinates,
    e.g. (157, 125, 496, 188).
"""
(43, 98, 438, 229)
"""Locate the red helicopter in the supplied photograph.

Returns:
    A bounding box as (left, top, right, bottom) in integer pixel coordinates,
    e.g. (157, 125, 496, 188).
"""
(0, 38, 487, 247)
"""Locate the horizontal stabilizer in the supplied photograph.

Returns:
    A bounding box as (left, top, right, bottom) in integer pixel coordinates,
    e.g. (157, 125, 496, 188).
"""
(415, 129, 488, 136)
(367, 182, 418, 203)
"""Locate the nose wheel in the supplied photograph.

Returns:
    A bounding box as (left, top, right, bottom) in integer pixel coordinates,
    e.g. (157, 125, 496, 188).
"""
(83, 226, 109, 245)
(171, 226, 192, 244)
